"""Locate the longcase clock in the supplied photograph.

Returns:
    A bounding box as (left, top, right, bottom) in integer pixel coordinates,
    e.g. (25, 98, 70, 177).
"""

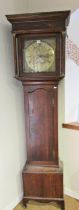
(6, 11, 70, 209)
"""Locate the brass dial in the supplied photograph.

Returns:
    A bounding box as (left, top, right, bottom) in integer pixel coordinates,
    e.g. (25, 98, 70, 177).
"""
(24, 39, 56, 73)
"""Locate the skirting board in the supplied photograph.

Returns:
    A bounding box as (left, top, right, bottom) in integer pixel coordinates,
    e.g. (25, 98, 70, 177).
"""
(64, 187, 79, 200)
(4, 188, 79, 210)
(4, 193, 23, 210)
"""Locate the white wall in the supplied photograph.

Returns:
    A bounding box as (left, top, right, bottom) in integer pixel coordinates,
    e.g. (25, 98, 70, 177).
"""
(63, 129, 79, 199)
(67, 9, 79, 48)
(65, 60, 79, 122)
(65, 9, 79, 122)
(63, 9, 79, 198)
(0, 2, 28, 210)
(0, 19, 26, 210)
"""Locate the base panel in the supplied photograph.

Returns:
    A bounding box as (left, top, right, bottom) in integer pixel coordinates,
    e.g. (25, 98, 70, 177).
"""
(22, 164, 64, 209)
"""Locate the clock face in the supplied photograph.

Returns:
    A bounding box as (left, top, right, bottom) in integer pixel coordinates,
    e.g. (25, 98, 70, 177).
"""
(23, 38, 56, 73)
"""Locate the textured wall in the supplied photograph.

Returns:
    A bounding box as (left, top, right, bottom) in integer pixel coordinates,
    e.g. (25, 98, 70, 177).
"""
(66, 39, 79, 66)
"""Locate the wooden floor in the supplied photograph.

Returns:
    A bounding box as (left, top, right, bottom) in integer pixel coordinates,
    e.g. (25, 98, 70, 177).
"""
(14, 195, 79, 210)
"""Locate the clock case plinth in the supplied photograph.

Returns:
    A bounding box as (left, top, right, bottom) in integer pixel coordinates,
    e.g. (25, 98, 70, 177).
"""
(6, 11, 70, 209)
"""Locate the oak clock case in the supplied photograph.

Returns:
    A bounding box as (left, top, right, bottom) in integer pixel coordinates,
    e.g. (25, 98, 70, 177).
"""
(6, 11, 70, 210)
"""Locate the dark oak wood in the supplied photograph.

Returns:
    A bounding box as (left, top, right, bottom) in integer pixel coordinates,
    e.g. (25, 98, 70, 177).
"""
(62, 122, 79, 130)
(6, 11, 70, 209)
(24, 84, 58, 164)
(22, 164, 64, 209)
(6, 11, 70, 81)
(6, 11, 70, 34)
(23, 166, 63, 198)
